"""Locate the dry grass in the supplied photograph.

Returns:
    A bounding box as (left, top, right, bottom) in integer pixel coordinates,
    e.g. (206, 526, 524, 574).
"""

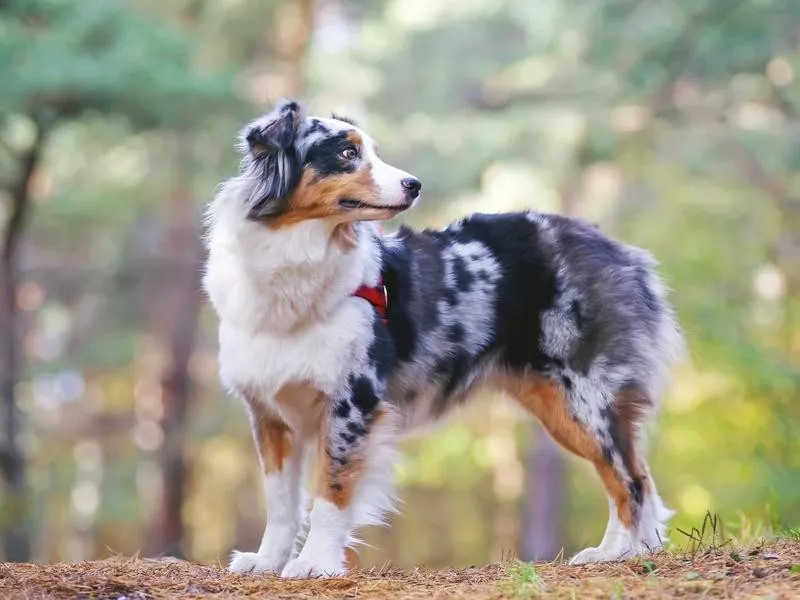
(1, 539, 798, 599)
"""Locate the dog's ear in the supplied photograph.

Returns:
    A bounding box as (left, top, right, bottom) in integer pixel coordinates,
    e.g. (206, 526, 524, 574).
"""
(240, 100, 303, 220)
(245, 100, 301, 158)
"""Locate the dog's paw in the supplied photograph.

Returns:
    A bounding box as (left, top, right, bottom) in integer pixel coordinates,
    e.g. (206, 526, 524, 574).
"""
(569, 546, 621, 565)
(228, 550, 286, 574)
(280, 555, 346, 579)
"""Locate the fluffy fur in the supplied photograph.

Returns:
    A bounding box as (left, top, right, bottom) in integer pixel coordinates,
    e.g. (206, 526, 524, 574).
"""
(203, 100, 685, 578)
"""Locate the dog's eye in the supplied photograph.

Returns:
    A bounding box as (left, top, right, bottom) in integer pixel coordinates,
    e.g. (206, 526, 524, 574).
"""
(340, 146, 358, 161)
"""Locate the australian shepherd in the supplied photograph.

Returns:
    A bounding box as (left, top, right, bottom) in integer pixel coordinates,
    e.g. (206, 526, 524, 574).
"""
(203, 100, 685, 578)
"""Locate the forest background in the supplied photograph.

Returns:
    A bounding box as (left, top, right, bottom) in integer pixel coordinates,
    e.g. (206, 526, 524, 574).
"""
(1, 0, 798, 569)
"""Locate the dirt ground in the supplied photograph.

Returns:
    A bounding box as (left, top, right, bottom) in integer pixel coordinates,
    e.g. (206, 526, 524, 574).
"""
(2, 540, 798, 599)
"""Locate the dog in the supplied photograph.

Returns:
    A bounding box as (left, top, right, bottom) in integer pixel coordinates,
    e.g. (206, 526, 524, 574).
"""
(202, 100, 685, 578)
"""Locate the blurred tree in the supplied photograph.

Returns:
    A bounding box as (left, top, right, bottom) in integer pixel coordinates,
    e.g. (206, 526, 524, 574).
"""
(0, 0, 232, 561)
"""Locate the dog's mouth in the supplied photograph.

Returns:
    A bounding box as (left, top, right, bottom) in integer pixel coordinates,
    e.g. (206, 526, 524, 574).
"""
(339, 199, 410, 211)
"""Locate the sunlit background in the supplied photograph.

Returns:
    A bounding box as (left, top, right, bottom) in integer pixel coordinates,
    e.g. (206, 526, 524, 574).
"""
(1, 0, 798, 569)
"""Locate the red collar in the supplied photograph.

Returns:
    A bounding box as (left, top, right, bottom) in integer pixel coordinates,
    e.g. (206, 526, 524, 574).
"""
(354, 279, 389, 323)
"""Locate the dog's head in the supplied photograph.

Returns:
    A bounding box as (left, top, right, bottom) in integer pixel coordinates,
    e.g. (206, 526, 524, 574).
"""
(237, 100, 422, 227)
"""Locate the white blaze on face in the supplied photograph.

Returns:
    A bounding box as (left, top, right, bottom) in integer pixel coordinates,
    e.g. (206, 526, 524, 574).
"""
(356, 128, 414, 208)
(310, 117, 414, 209)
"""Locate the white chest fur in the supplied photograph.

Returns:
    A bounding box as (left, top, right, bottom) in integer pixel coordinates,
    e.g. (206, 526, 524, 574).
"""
(203, 185, 382, 412)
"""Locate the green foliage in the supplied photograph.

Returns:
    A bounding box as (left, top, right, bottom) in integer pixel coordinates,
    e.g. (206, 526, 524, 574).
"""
(500, 561, 546, 600)
(0, 0, 236, 127)
(611, 579, 625, 600)
(784, 528, 800, 542)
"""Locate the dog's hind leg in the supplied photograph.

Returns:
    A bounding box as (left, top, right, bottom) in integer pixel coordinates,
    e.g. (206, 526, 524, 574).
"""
(281, 382, 398, 578)
(228, 394, 304, 574)
(508, 375, 672, 564)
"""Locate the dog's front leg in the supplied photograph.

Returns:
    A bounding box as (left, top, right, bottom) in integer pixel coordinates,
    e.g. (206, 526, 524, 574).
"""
(229, 396, 304, 574)
(281, 376, 395, 578)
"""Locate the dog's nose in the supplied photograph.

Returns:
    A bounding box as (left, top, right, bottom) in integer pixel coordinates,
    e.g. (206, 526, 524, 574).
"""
(401, 177, 422, 194)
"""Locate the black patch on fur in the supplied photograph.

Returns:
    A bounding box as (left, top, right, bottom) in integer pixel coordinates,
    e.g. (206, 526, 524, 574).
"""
(451, 213, 559, 372)
(382, 232, 417, 362)
(561, 374, 573, 390)
(451, 255, 474, 292)
(347, 421, 366, 436)
(599, 404, 614, 425)
(448, 323, 465, 343)
(349, 375, 379, 414)
(571, 299, 583, 331)
(334, 400, 351, 419)
(602, 445, 614, 464)
(629, 478, 644, 507)
(341, 433, 357, 445)
(305, 131, 358, 178)
(443, 287, 458, 306)
(368, 314, 395, 380)
(398, 231, 447, 332)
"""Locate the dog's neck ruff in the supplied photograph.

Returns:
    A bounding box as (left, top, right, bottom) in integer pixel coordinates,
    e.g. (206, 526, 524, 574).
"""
(204, 185, 383, 333)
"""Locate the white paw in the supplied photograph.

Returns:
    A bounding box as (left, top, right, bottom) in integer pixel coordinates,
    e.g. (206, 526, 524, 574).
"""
(280, 555, 346, 579)
(569, 546, 621, 565)
(228, 550, 286, 574)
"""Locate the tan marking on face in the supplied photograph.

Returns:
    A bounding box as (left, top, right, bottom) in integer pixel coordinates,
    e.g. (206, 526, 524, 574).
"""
(505, 375, 639, 527)
(346, 131, 363, 146)
(267, 165, 380, 230)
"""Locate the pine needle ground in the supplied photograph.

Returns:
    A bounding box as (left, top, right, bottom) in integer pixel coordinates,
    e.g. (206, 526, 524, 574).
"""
(2, 539, 798, 599)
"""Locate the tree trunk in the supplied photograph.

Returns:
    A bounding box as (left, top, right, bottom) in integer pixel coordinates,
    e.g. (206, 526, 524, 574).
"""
(154, 238, 201, 558)
(150, 134, 203, 558)
(278, 0, 315, 97)
(519, 431, 565, 560)
(0, 119, 47, 562)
